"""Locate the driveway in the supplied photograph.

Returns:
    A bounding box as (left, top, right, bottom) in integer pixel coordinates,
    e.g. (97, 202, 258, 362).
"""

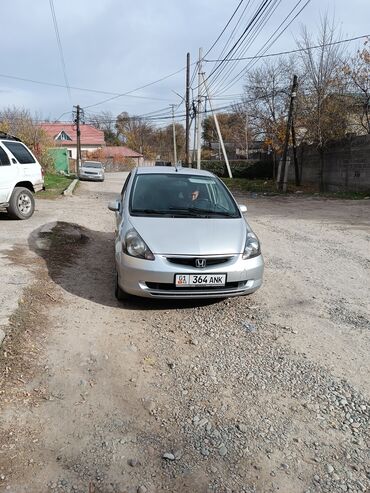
(0, 174, 369, 493)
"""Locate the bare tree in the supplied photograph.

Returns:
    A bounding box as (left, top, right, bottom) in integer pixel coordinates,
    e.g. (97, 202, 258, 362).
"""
(242, 58, 293, 175)
(343, 39, 370, 134)
(0, 106, 54, 170)
(297, 15, 350, 191)
(87, 110, 120, 145)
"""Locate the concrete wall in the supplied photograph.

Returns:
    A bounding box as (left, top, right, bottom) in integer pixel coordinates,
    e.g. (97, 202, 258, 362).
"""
(289, 135, 370, 192)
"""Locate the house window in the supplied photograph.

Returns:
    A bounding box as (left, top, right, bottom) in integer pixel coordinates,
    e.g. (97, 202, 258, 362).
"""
(55, 131, 72, 141)
(68, 150, 72, 158)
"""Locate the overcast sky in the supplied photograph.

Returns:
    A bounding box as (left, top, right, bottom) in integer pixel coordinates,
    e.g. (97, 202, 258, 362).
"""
(0, 0, 369, 126)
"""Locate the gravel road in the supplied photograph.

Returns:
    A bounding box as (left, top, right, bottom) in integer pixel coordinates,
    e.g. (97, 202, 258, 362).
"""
(0, 173, 369, 493)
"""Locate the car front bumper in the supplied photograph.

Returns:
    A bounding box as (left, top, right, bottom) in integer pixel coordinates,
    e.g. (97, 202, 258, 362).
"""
(116, 251, 264, 299)
(79, 173, 104, 181)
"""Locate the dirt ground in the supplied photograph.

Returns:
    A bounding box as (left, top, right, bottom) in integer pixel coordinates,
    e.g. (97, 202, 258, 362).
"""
(0, 173, 369, 493)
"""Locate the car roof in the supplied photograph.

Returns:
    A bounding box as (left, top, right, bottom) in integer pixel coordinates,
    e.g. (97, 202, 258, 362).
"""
(135, 166, 214, 177)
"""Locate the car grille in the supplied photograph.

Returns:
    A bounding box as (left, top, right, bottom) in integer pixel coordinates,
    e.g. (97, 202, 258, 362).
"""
(165, 256, 234, 267)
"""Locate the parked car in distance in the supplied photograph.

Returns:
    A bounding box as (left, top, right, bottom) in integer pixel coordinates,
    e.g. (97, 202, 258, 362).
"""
(0, 132, 44, 219)
(78, 161, 105, 181)
(108, 166, 264, 300)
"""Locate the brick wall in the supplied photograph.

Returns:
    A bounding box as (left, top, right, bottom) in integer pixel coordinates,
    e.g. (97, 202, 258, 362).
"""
(289, 135, 370, 192)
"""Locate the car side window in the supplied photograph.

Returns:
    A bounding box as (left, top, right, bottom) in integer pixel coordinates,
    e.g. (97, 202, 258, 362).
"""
(2, 142, 36, 164)
(0, 147, 11, 166)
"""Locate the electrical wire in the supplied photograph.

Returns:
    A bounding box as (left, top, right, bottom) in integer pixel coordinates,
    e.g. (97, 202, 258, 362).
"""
(209, 0, 282, 94)
(204, 34, 370, 62)
(0, 73, 172, 102)
(206, 0, 275, 82)
(206, 0, 254, 77)
(216, 0, 312, 96)
(83, 65, 194, 110)
(203, 0, 245, 59)
(49, 0, 71, 103)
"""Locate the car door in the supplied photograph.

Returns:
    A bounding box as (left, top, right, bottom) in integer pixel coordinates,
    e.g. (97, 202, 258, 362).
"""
(0, 145, 17, 203)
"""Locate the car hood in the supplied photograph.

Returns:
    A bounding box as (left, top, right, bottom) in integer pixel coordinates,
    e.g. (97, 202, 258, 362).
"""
(129, 216, 246, 255)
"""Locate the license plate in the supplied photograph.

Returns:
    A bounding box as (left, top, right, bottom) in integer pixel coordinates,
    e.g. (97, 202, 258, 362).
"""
(175, 274, 226, 287)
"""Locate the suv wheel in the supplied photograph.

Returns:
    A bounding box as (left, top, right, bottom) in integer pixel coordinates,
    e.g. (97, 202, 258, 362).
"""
(8, 187, 35, 219)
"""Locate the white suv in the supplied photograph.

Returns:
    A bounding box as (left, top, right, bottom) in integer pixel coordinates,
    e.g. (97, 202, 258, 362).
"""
(0, 132, 44, 219)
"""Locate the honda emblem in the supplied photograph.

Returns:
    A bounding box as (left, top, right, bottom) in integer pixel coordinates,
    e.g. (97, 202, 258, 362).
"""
(195, 258, 207, 268)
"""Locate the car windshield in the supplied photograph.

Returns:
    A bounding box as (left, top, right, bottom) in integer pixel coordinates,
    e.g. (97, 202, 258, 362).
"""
(130, 173, 240, 218)
(83, 162, 102, 168)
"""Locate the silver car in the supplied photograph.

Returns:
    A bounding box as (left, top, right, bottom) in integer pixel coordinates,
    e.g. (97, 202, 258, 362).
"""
(108, 166, 264, 300)
(78, 161, 105, 181)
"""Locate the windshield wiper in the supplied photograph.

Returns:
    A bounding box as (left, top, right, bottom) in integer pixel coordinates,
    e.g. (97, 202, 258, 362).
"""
(171, 207, 236, 217)
(168, 207, 211, 217)
(131, 208, 169, 215)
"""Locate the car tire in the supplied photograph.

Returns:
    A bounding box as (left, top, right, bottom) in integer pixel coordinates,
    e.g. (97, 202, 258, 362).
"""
(115, 273, 129, 301)
(7, 187, 35, 220)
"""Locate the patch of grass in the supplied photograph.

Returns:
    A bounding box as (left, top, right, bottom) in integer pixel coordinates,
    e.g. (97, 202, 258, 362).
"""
(223, 178, 370, 200)
(36, 173, 75, 199)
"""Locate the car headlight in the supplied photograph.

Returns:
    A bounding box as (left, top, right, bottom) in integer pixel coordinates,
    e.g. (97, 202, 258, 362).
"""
(242, 231, 261, 259)
(123, 228, 154, 260)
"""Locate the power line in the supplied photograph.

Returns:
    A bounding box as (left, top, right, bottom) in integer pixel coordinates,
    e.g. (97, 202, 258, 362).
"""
(204, 34, 369, 62)
(49, 0, 71, 103)
(206, 0, 275, 82)
(203, 0, 245, 59)
(206, 0, 254, 77)
(83, 65, 196, 110)
(215, 0, 312, 95)
(208, 0, 282, 94)
(0, 73, 173, 102)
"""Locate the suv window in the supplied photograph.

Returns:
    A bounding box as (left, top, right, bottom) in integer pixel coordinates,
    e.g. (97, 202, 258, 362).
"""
(3, 141, 36, 164)
(0, 147, 10, 166)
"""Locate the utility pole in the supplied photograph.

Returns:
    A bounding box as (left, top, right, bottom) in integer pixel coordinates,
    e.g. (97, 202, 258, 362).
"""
(202, 73, 232, 179)
(245, 111, 249, 160)
(73, 104, 82, 174)
(185, 52, 190, 168)
(170, 104, 177, 164)
(196, 47, 203, 169)
(291, 117, 300, 185)
(278, 75, 298, 192)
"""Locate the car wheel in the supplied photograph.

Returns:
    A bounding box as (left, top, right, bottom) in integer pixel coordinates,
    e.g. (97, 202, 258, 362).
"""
(115, 273, 128, 301)
(7, 187, 35, 220)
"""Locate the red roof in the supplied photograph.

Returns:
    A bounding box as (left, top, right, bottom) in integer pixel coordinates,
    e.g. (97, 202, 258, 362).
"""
(103, 146, 143, 158)
(39, 123, 105, 146)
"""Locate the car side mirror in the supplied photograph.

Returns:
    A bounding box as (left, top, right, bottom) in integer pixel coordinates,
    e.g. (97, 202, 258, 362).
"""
(108, 200, 120, 212)
(239, 204, 247, 213)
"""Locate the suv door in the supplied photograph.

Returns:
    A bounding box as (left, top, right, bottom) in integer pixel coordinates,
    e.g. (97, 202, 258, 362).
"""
(0, 144, 17, 203)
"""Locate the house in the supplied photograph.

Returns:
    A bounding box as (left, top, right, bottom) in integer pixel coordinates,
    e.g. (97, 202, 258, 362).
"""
(99, 146, 143, 166)
(85, 146, 144, 170)
(39, 123, 105, 159)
